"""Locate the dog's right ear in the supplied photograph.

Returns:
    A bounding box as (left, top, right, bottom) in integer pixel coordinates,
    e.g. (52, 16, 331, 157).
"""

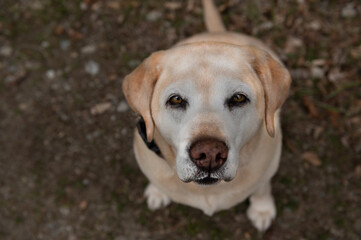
(122, 51, 164, 142)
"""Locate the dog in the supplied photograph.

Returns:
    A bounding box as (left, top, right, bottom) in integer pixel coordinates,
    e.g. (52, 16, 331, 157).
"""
(122, 0, 291, 231)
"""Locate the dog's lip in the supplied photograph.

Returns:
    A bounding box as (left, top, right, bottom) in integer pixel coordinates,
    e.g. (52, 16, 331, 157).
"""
(194, 176, 220, 185)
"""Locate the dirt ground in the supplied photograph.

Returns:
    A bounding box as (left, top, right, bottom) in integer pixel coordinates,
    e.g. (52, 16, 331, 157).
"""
(0, 0, 360, 239)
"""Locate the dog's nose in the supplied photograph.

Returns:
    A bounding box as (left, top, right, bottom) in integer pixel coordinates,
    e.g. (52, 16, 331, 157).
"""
(189, 139, 228, 172)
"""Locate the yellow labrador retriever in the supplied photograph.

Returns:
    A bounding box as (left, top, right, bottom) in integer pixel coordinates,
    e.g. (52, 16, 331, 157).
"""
(122, 0, 291, 231)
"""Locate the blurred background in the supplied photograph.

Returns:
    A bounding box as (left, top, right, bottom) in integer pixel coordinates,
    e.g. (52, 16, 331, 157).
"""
(0, 0, 360, 239)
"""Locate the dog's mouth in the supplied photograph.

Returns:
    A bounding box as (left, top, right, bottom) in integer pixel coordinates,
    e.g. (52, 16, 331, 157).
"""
(194, 176, 220, 185)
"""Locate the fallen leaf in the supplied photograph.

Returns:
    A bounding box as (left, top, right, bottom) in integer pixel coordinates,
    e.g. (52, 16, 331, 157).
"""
(55, 25, 64, 35)
(355, 165, 361, 178)
(350, 45, 361, 59)
(284, 137, 299, 154)
(302, 151, 322, 166)
(67, 28, 84, 40)
(164, 2, 182, 10)
(107, 1, 120, 10)
(79, 200, 88, 210)
(90, 102, 111, 115)
(302, 96, 319, 118)
(328, 111, 342, 130)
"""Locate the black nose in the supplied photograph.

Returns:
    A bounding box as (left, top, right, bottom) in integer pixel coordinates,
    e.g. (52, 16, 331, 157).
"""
(189, 138, 228, 172)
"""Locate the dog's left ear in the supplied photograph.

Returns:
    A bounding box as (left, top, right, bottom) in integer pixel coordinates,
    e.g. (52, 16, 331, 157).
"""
(122, 51, 164, 142)
(249, 48, 291, 137)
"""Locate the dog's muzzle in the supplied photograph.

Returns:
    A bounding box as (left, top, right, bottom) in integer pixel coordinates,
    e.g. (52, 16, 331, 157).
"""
(188, 138, 228, 185)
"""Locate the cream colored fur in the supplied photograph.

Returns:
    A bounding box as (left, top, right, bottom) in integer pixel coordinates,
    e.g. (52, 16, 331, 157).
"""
(122, 0, 291, 232)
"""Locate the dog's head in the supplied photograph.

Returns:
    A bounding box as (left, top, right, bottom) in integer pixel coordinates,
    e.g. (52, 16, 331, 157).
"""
(123, 42, 291, 185)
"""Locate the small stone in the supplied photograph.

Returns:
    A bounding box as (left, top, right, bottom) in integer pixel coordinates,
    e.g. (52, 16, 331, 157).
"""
(41, 41, 49, 48)
(68, 234, 77, 240)
(59, 207, 70, 216)
(0, 45, 12, 57)
(31, 1, 44, 10)
(128, 59, 141, 68)
(46, 69, 56, 80)
(284, 36, 303, 54)
(85, 61, 99, 76)
(253, 21, 274, 34)
(117, 15, 125, 24)
(25, 61, 40, 70)
(81, 45, 97, 54)
(116, 101, 129, 112)
(63, 83, 71, 91)
(311, 66, 325, 79)
(308, 20, 321, 30)
(60, 40, 70, 51)
(121, 128, 127, 136)
(82, 179, 89, 185)
(80, 2, 87, 10)
(146, 10, 162, 22)
(18, 103, 29, 111)
(341, 4, 357, 18)
(328, 68, 345, 82)
(90, 102, 111, 115)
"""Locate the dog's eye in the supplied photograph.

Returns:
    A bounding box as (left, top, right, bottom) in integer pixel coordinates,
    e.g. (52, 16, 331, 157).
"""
(227, 93, 249, 109)
(232, 94, 246, 103)
(167, 95, 188, 109)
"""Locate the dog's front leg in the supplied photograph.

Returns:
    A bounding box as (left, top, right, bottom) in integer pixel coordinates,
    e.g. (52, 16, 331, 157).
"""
(144, 183, 171, 211)
(246, 182, 276, 232)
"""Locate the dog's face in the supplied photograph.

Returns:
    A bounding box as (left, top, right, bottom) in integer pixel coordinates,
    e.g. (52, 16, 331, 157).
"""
(123, 43, 291, 185)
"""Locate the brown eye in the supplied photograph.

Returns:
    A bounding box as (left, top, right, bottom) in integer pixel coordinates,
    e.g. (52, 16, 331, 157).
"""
(233, 94, 246, 103)
(227, 93, 249, 109)
(170, 95, 183, 105)
(167, 95, 188, 109)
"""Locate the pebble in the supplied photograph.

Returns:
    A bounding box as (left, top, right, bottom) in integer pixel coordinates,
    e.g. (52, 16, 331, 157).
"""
(46, 69, 56, 80)
(31, 1, 44, 10)
(81, 44, 97, 54)
(85, 61, 99, 75)
(60, 40, 70, 51)
(308, 20, 321, 30)
(0, 45, 12, 57)
(59, 207, 70, 216)
(146, 10, 162, 22)
(341, 4, 357, 18)
(80, 2, 87, 11)
(121, 128, 127, 136)
(82, 179, 89, 185)
(116, 101, 129, 112)
(310, 66, 324, 79)
(128, 59, 141, 68)
(284, 36, 303, 54)
(41, 41, 49, 48)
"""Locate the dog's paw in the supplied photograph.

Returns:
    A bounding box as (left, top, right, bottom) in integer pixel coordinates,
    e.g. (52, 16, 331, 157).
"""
(247, 197, 276, 232)
(144, 184, 171, 211)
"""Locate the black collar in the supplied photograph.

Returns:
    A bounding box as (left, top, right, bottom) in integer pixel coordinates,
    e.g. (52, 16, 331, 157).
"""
(136, 117, 163, 157)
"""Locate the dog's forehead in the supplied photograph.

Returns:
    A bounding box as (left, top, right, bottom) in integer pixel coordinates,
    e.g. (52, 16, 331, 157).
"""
(163, 44, 248, 74)
(157, 44, 256, 92)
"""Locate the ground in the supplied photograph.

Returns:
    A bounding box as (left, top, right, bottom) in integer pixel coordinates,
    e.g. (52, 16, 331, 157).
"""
(0, 0, 360, 239)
